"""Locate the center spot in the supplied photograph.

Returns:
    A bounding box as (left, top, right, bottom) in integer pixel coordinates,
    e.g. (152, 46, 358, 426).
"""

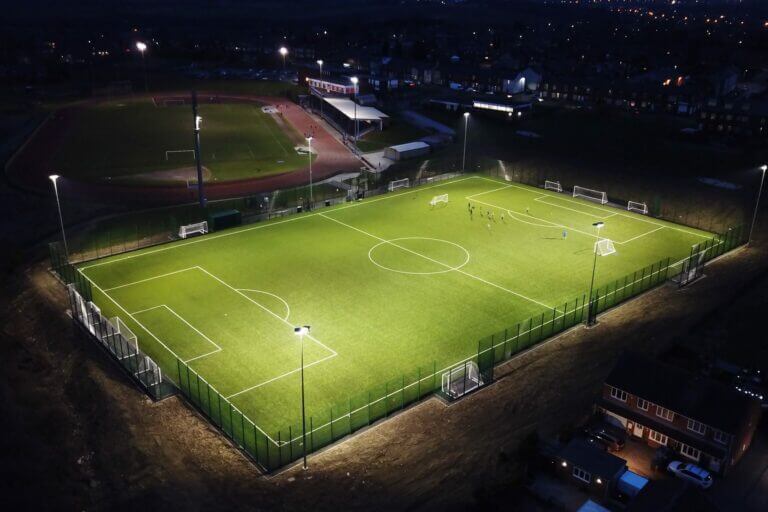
(368, 237, 470, 275)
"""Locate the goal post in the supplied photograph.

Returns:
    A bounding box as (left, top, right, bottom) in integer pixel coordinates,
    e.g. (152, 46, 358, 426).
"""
(387, 178, 410, 191)
(573, 185, 608, 204)
(110, 316, 139, 359)
(627, 200, 648, 214)
(544, 180, 563, 192)
(441, 360, 484, 399)
(179, 221, 209, 239)
(430, 194, 449, 207)
(595, 238, 617, 256)
(165, 149, 195, 161)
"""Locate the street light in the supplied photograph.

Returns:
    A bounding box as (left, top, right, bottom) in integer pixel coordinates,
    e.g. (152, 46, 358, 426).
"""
(307, 136, 314, 207)
(135, 41, 148, 93)
(462, 112, 470, 172)
(586, 221, 605, 326)
(49, 174, 69, 262)
(293, 325, 311, 470)
(350, 76, 359, 148)
(748, 164, 767, 246)
(279, 46, 288, 70)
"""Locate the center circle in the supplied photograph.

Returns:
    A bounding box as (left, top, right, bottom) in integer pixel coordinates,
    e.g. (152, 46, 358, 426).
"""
(368, 237, 470, 275)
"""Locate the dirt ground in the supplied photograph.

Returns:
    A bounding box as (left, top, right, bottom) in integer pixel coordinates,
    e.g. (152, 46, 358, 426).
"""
(1, 222, 766, 510)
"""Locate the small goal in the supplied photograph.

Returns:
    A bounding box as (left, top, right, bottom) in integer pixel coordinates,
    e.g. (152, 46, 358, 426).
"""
(442, 361, 484, 399)
(544, 180, 563, 192)
(165, 149, 195, 161)
(430, 194, 449, 207)
(179, 221, 208, 239)
(388, 178, 410, 192)
(573, 185, 608, 204)
(627, 201, 648, 214)
(110, 316, 139, 359)
(595, 238, 617, 256)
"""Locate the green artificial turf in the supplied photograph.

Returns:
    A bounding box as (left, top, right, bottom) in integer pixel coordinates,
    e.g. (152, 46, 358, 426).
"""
(78, 176, 715, 443)
(51, 98, 309, 184)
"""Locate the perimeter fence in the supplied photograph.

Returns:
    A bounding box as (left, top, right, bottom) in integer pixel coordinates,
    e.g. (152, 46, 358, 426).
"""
(47, 172, 749, 472)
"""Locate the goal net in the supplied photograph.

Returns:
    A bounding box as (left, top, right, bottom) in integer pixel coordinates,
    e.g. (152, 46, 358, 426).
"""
(388, 178, 410, 191)
(179, 221, 208, 239)
(430, 194, 449, 207)
(442, 360, 484, 399)
(165, 149, 195, 161)
(110, 316, 139, 359)
(595, 238, 617, 256)
(627, 201, 648, 214)
(544, 180, 563, 192)
(573, 186, 608, 204)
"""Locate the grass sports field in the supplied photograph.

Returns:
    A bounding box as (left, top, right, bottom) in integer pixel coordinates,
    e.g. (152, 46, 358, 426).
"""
(52, 98, 308, 184)
(78, 175, 715, 440)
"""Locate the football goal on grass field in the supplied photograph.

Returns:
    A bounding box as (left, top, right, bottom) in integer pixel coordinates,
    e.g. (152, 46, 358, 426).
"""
(71, 175, 743, 470)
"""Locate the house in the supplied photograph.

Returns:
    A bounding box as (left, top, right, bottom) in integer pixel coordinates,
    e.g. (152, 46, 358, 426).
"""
(503, 67, 542, 94)
(625, 478, 720, 512)
(598, 353, 762, 475)
(555, 439, 628, 501)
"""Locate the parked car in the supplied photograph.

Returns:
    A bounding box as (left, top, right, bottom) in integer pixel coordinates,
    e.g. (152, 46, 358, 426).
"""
(667, 461, 713, 489)
(582, 426, 626, 452)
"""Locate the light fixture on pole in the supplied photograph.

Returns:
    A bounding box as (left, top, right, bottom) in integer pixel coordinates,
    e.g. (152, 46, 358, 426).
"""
(307, 136, 314, 207)
(748, 164, 767, 246)
(279, 46, 288, 70)
(293, 325, 311, 470)
(350, 76, 359, 148)
(49, 174, 69, 262)
(316, 60, 324, 117)
(462, 112, 470, 172)
(135, 41, 148, 93)
(586, 221, 605, 326)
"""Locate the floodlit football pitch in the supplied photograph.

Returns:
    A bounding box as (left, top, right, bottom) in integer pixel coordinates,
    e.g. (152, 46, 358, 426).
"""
(78, 176, 716, 446)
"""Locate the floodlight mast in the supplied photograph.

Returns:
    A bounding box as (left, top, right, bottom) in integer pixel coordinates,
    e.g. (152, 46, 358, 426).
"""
(748, 164, 767, 246)
(317, 60, 324, 117)
(293, 325, 311, 469)
(48, 174, 69, 261)
(307, 136, 314, 207)
(586, 221, 605, 326)
(136, 41, 148, 93)
(279, 46, 288, 70)
(350, 76, 359, 149)
(462, 112, 470, 172)
(191, 91, 207, 209)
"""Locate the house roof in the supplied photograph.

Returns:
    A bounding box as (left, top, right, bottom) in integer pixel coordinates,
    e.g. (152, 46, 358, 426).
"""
(387, 142, 430, 153)
(558, 439, 627, 479)
(322, 98, 389, 121)
(606, 353, 758, 434)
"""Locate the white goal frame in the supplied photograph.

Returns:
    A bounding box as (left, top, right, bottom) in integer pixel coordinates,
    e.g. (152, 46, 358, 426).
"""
(179, 221, 209, 239)
(430, 194, 449, 207)
(165, 149, 195, 161)
(595, 238, 617, 256)
(388, 178, 410, 191)
(544, 180, 563, 192)
(573, 185, 608, 204)
(110, 316, 139, 359)
(442, 360, 483, 399)
(627, 201, 648, 214)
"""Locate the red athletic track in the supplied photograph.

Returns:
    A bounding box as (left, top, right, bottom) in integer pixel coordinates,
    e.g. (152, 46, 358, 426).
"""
(6, 93, 362, 205)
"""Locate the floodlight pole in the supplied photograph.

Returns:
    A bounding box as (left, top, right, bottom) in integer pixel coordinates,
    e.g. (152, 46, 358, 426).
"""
(317, 60, 324, 118)
(307, 137, 314, 207)
(294, 326, 311, 470)
(586, 222, 604, 326)
(462, 112, 470, 172)
(192, 91, 207, 209)
(49, 174, 69, 262)
(747, 165, 767, 246)
(351, 77, 359, 150)
(136, 42, 148, 93)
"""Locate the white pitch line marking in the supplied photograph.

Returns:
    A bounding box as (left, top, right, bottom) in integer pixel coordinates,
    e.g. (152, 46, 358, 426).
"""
(237, 288, 291, 321)
(132, 304, 222, 362)
(319, 212, 554, 310)
(103, 267, 199, 291)
(226, 352, 337, 400)
(534, 196, 618, 219)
